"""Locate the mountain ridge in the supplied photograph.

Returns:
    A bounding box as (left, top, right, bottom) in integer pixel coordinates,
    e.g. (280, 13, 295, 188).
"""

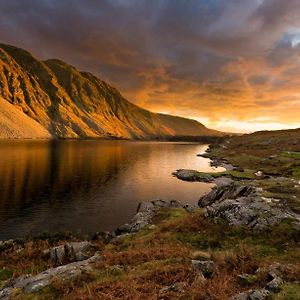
(0, 43, 224, 139)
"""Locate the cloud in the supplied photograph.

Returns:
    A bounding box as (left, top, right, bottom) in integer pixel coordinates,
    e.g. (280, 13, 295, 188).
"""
(0, 0, 300, 132)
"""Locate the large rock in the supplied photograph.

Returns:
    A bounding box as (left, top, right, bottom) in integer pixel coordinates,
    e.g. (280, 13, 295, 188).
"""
(0, 254, 102, 299)
(199, 184, 255, 208)
(46, 241, 97, 264)
(172, 169, 214, 182)
(116, 199, 188, 235)
(192, 260, 215, 278)
(199, 183, 300, 230)
(266, 276, 283, 293)
(247, 289, 271, 300)
(231, 289, 271, 300)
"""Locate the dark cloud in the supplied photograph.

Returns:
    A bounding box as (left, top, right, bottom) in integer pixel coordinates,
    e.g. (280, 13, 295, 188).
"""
(0, 0, 300, 131)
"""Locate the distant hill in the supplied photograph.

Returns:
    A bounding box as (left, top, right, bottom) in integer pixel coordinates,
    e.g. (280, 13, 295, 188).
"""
(0, 43, 224, 139)
(226, 128, 300, 154)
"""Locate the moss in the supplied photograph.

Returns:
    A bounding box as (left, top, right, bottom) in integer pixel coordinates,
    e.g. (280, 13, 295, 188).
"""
(194, 169, 256, 180)
(237, 274, 258, 286)
(281, 151, 300, 160)
(0, 268, 13, 281)
(14, 286, 59, 300)
(272, 283, 300, 300)
(176, 232, 221, 249)
(292, 167, 300, 179)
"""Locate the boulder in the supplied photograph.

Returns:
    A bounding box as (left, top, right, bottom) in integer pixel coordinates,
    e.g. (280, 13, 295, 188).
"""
(136, 201, 155, 212)
(230, 289, 271, 300)
(47, 241, 97, 264)
(266, 276, 283, 293)
(116, 199, 188, 235)
(172, 169, 214, 182)
(198, 183, 300, 230)
(49, 245, 66, 264)
(267, 263, 282, 280)
(0, 254, 102, 299)
(248, 289, 271, 300)
(192, 260, 215, 278)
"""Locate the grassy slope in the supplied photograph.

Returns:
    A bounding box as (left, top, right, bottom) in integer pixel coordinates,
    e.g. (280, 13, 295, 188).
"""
(206, 128, 300, 215)
(214, 128, 300, 178)
(0, 208, 299, 299)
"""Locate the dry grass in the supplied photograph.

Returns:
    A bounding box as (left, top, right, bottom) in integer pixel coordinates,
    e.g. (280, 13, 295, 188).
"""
(0, 240, 53, 277)
(5, 208, 300, 300)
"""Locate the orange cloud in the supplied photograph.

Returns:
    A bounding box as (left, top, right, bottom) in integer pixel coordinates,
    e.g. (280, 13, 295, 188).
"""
(1, 0, 300, 132)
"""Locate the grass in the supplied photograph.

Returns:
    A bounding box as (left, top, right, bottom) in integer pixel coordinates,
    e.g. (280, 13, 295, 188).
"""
(191, 169, 256, 180)
(272, 283, 300, 300)
(206, 132, 300, 215)
(4, 208, 300, 299)
(210, 130, 300, 179)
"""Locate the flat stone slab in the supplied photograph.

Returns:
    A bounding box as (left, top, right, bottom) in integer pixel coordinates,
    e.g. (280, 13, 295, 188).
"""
(0, 254, 102, 299)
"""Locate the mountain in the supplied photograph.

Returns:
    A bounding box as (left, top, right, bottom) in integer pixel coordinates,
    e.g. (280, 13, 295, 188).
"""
(0, 43, 223, 139)
(0, 97, 51, 139)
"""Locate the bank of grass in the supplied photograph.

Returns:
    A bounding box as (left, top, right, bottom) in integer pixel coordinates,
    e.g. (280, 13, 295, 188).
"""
(206, 131, 300, 215)
(209, 129, 300, 179)
(190, 169, 256, 180)
(7, 208, 299, 300)
(273, 284, 300, 300)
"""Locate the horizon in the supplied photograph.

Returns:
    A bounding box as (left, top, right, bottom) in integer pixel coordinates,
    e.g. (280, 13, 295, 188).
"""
(1, 0, 300, 132)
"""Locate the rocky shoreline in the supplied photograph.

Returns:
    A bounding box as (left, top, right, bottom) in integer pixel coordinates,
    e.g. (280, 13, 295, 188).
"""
(1, 193, 297, 299)
(1, 145, 300, 299)
(0, 200, 196, 299)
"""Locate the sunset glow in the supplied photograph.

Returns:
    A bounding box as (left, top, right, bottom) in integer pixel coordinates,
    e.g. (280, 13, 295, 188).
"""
(1, 0, 300, 132)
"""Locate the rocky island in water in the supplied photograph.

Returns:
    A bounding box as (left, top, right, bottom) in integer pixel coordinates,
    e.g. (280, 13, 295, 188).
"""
(1, 129, 299, 300)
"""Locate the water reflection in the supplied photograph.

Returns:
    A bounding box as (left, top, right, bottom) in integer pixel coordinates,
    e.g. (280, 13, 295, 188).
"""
(0, 140, 222, 239)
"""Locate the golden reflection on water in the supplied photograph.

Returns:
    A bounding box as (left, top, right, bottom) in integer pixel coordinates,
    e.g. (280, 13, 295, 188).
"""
(0, 141, 220, 239)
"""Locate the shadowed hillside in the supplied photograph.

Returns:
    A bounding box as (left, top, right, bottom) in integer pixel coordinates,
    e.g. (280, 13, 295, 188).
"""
(0, 44, 224, 139)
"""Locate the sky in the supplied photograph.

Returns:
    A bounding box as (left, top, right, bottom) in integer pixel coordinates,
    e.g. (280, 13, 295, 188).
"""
(1, 0, 300, 133)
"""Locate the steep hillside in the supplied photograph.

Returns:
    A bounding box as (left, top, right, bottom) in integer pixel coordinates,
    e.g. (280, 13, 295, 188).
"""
(0, 43, 223, 139)
(0, 97, 51, 139)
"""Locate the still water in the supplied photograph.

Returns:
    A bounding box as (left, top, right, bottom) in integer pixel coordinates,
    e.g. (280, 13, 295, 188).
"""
(0, 140, 223, 240)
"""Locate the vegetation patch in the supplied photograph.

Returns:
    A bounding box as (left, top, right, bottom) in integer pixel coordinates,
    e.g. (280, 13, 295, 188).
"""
(272, 283, 300, 300)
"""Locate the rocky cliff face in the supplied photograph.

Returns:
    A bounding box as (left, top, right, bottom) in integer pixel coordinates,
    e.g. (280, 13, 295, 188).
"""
(0, 43, 223, 139)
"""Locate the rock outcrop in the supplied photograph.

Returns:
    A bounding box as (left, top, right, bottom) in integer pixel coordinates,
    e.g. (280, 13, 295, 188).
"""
(198, 183, 300, 230)
(0, 254, 102, 299)
(44, 241, 98, 265)
(116, 199, 195, 235)
(231, 289, 271, 300)
(172, 169, 215, 182)
(191, 260, 215, 278)
(231, 264, 285, 300)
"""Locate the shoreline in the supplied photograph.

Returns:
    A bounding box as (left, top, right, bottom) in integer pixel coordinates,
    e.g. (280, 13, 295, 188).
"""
(0, 143, 299, 299)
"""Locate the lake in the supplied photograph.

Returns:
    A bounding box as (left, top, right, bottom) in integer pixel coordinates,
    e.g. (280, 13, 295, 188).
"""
(0, 140, 223, 240)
